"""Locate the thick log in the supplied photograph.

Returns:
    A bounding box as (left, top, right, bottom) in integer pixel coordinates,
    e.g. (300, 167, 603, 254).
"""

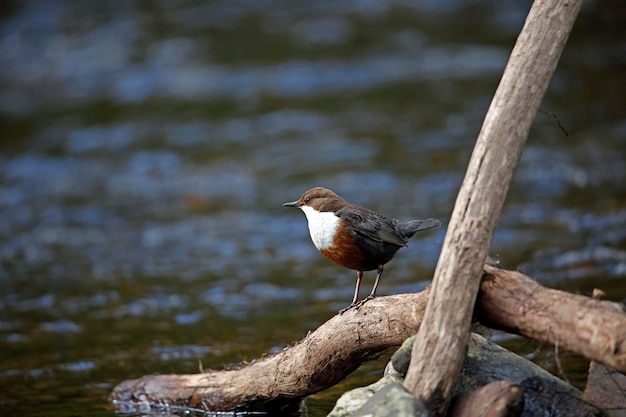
(110, 267, 626, 413)
(403, 1, 583, 415)
(110, 289, 430, 413)
(478, 265, 626, 372)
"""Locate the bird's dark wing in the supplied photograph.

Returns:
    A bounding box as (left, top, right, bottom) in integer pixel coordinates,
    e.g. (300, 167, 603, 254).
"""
(335, 206, 407, 247)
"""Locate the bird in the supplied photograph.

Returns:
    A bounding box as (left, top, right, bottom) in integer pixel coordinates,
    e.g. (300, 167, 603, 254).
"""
(283, 187, 440, 313)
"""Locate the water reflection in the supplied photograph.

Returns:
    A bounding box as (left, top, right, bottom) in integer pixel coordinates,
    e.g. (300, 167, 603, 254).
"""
(1, 0, 625, 416)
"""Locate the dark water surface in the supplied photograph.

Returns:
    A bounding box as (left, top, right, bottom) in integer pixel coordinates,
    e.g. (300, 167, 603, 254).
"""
(1, 1, 625, 416)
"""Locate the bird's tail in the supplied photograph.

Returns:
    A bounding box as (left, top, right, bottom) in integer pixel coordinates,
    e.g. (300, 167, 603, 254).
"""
(397, 218, 441, 240)
(413, 218, 441, 232)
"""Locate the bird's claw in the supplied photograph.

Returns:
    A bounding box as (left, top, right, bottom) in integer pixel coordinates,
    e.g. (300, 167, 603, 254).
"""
(338, 295, 375, 314)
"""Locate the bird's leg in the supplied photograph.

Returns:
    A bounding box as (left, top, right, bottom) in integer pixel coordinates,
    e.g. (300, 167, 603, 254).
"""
(340, 266, 385, 313)
(367, 264, 384, 300)
(339, 270, 363, 314)
(354, 264, 384, 310)
(351, 270, 363, 304)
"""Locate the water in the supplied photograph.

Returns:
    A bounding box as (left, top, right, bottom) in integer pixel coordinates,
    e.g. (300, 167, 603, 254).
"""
(1, 1, 625, 416)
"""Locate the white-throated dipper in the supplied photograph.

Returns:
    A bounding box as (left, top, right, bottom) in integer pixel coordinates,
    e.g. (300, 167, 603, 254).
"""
(283, 187, 440, 313)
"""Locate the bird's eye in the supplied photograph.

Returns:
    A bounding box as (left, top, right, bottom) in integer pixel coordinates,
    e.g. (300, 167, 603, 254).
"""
(305, 197, 310, 203)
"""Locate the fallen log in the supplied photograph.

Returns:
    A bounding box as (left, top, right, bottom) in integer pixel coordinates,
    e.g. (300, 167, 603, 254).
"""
(478, 265, 626, 372)
(110, 288, 431, 413)
(109, 267, 626, 413)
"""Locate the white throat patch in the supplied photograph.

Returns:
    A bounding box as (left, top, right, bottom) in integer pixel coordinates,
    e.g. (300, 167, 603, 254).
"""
(300, 206, 340, 250)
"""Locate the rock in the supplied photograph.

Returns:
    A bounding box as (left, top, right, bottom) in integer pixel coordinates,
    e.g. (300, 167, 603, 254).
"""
(390, 335, 415, 376)
(327, 362, 407, 417)
(582, 361, 626, 416)
(328, 333, 607, 417)
(352, 382, 428, 417)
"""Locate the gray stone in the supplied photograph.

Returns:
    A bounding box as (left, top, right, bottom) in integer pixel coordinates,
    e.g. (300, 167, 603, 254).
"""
(327, 361, 427, 417)
(390, 335, 415, 376)
(327, 362, 404, 417)
(352, 382, 428, 417)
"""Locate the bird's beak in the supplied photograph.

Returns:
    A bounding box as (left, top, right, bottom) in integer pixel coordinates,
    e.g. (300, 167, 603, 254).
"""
(283, 200, 299, 207)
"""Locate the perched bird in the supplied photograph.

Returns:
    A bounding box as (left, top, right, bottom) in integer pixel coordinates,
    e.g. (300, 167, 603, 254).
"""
(283, 187, 440, 312)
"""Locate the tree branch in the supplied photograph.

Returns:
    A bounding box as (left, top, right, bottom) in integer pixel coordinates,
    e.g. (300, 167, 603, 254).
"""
(110, 267, 626, 413)
(478, 265, 626, 371)
(403, 1, 583, 415)
(110, 289, 430, 413)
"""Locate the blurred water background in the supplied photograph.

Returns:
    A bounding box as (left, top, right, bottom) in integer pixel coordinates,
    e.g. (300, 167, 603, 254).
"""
(1, 1, 625, 416)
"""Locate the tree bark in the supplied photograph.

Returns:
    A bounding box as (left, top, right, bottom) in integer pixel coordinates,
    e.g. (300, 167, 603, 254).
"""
(110, 267, 626, 413)
(111, 289, 430, 413)
(403, 1, 583, 415)
(478, 265, 626, 372)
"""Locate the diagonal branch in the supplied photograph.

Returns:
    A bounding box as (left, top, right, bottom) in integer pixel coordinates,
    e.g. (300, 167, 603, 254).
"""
(403, 1, 583, 415)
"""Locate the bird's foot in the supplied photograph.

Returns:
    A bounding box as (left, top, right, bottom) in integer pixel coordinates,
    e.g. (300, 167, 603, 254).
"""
(355, 294, 375, 309)
(338, 303, 356, 315)
(338, 295, 375, 314)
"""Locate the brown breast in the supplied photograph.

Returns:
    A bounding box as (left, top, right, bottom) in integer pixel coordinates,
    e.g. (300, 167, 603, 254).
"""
(319, 218, 404, 271)
(319, 220, 373, 271)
